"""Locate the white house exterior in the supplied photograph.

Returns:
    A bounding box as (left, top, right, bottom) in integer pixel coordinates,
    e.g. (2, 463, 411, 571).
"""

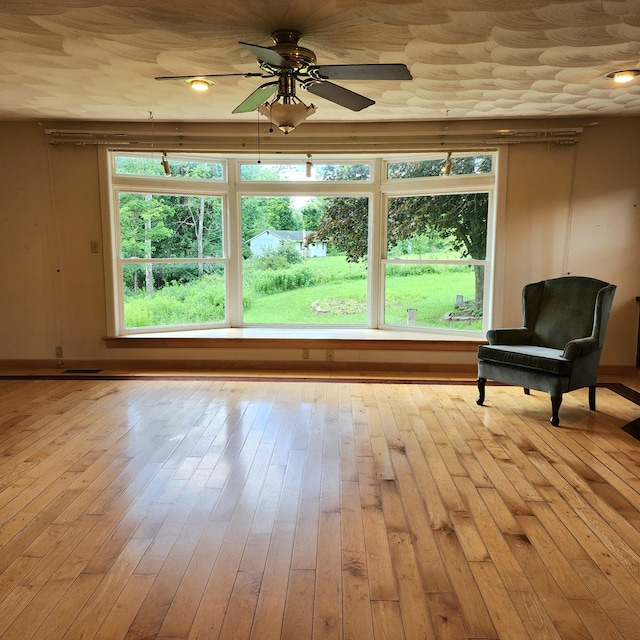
(248, 230, 327, 258)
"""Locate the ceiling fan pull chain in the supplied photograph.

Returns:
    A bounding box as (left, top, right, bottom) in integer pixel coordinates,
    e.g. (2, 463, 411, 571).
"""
(256, 110, 262, 164)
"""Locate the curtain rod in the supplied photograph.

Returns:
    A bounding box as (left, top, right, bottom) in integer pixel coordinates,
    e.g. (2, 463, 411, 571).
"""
(42, 119, 591, 150)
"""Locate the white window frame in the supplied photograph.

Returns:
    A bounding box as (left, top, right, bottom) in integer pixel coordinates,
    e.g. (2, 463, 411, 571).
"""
(379, 169, 496, 334)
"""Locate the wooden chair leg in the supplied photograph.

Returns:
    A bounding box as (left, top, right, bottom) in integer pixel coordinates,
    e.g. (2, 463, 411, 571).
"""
(550, 395, 562, 427)
(477, 378, 486, 406)
(589, 385, 596, 411)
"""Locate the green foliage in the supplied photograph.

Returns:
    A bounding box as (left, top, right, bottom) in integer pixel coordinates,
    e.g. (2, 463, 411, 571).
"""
(387, 154, 492, 179)
(307, 196, 369, 263)
(124, 273, 225, 328)
(241, 196, 298, 240)
(252, 266, 317, 294)
(251, 242, 303, 270)
(244, 244, 313, 295)
(385, 263, 437, 277)
(119, 194, 174, 258)
(317, 164, 370, 181)
(115, 155, 223, 179)
(120, 191, 224, 260)
(300, 201, 322, 230)
(388, 193, 488, 260)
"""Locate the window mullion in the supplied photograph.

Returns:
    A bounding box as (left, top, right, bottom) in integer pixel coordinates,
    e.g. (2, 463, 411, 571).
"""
(369, 157, 384, 329)
(227, 158, 242, 327)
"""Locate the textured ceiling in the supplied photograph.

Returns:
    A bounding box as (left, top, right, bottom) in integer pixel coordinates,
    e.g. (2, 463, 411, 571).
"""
(1, 0, 639, 124)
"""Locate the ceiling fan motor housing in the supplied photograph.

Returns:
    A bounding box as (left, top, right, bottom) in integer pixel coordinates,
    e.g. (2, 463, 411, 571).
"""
(269, 29, 316, 70)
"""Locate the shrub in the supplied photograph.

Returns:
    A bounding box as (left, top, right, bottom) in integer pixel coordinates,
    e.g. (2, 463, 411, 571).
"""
(252, 266, 316, 294)
(124, 273, 226, 327)
(252, 242, 303, 271)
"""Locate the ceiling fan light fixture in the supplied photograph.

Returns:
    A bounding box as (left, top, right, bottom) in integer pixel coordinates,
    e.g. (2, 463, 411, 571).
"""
(186, 78, 214, 91)
(606, 69, 640, 84)
(258, 98, 316, 134)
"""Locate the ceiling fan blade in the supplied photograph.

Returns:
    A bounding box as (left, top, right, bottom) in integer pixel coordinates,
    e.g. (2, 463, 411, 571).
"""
(232, 82, 278, 113)
(304, 81, 374, 111)
(239, 42, 293, 68)
(310, 64, 412, 81)
(155, 72, 266, 81)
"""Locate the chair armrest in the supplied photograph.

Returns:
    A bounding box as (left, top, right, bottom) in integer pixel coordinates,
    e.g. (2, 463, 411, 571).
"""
(563, 337, 598, 360)
(486, 327, 532, 345)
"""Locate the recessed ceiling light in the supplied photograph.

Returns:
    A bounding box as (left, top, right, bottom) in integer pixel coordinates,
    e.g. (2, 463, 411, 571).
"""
(186, 78, 214, 91)
(606, 69, 640, 84)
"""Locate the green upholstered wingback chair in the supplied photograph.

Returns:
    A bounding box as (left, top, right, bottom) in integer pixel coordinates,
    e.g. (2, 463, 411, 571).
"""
(477, 276, 616, 426)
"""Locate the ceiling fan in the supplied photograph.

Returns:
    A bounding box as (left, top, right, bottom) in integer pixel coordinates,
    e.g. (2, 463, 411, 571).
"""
(155, 29, 412, 133)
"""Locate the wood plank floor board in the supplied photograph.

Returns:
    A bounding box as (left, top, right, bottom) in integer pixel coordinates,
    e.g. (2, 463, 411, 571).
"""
(217, 570, 263, 640)
(0, 374, 638, 639)
(399, 430, 452, 531)
(371, 599, 405, 640)
(387, 445, 452, 594)
(249, 521, 296, 640)
(500, 515, 594, 639)
(468, 560, 533, 640)
(280, 568, 315, 640)
(341, 479, 375, 640)
(356, 456, 398, 603)
(559, 429, 640, 512)
(153, 510, 228, 638)
(313, 510, 343, 640)
(62, 536, 153, 639)
(454, 476, 530, 592)
(386, 530, 437, 640)
(432, 527, 498, 638)
(568, 597, 627, 640)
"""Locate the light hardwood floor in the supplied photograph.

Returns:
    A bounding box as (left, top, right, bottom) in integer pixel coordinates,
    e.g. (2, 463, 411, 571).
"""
(0, 373, 639, 639)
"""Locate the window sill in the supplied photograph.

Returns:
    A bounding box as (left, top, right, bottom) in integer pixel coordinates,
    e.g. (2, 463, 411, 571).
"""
(104, 327, 485, 351)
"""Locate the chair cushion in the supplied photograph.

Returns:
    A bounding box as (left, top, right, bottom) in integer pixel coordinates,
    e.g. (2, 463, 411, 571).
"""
(477, 344, 571, 376)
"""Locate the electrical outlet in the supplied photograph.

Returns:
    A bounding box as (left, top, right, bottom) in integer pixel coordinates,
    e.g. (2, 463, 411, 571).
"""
(326, 349, 334, 361)
(90, 240, 100, 253)
(55, 345, 63, 358)
(302, 348, 310, 360)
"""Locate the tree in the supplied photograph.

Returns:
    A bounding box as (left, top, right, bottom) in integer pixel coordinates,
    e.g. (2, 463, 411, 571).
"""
(241, 196, 296, 240)
(266, 197, 295, 230)
(156, 195, 223, 272)
(389, 192, 488, 304)
(119, 194, 173, 294)
(300, 200, 322, 231)
(309, 196, 370, 262)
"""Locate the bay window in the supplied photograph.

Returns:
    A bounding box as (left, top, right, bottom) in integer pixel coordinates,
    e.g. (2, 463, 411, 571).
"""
(106, 151, 496, 336)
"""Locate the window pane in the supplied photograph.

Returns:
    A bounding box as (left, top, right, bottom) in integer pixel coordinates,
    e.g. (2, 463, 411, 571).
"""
(387, 193, 488, 260)
(241, 195, 368, 324)
(115, 154, 223, 179)
(387, 155, 493, 179)
(122, 263, 226, 329)
(240, 163, 370, 181)
(384, 264, 483, 331)
(119, 194, 223, 259)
